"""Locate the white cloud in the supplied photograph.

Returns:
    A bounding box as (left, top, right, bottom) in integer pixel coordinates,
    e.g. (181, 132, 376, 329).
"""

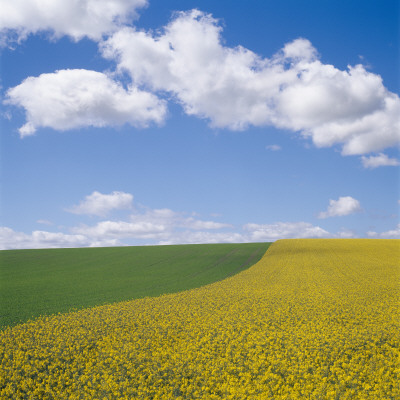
(100, 13, 287, 131)
(274, 66, 400, 156)
(4, 8, 398, 154)
(367, 224, 400, 238)
(0, 0, 147, 44)
(67, 191, 133, 216)
(128, 208, 232, 230)
(0, 226, 119, 250)
(318, 196, 362, 219)
(182, 218, 231, 230)
(69, 200, 233, 242)
(72, 219, 234, 244)
(282, 38, 318, 61)
(72, 220, 167, 240)
(266, 144, 281, 151)
(77, 216, 331, 245)
(243, 222, 330, 241)
(101, 10, 400, 155)
(361, 153, 400, 169)
(5, 69, 166, 136)
(1, 189, 337, 249)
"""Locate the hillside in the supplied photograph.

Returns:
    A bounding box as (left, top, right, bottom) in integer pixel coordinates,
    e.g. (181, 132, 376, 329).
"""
(0, 242, 270, 328)
(1, 239, 399, 399)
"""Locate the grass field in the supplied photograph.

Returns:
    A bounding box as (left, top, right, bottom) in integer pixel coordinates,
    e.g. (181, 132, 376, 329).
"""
(1, 239, 399, 399)
(0, 242, 270, 328)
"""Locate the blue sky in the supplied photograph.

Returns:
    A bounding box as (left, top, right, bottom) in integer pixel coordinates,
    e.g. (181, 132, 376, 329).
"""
(1, 0, 399, 249)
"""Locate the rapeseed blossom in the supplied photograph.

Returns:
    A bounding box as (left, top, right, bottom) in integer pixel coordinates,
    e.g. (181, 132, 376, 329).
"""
(0, 239, 399, 399)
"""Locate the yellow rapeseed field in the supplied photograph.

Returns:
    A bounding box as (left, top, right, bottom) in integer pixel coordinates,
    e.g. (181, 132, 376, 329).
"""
(1, 239, 399, 399)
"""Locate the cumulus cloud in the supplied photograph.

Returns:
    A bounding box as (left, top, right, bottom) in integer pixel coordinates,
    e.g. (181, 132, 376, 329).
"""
(243, 222, 330, 241)
(101, 9, 400, 155)
(361, 153, 400, 169)
(101, 12, 289, 130)
(367, 224, 400, 238)
(5, 69, 166, 136)
(318, 196, 362, 219)
(67, 191, 133, 216)
(4, 8, 399, 154)
(0, 0, 147, 43)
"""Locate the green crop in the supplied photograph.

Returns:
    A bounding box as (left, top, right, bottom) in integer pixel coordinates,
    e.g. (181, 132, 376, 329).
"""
(0, 242, 270, 328)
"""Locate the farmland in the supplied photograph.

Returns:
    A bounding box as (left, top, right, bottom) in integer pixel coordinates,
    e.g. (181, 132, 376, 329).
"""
(1, 239, 399, 399)
(0, 242, 270, 329)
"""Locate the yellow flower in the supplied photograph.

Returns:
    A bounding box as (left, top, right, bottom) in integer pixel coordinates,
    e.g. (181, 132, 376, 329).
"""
(1, 239, 399, 399)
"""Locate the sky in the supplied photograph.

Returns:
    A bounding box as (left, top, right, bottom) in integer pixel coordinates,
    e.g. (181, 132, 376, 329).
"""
(0, 0, 399, 249)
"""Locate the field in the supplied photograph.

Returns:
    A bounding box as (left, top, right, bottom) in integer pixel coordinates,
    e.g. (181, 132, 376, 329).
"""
(0, 242, 270, 329)
(1, 239, 399, 399)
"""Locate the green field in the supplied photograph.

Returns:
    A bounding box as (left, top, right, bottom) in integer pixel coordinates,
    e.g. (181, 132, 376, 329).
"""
(0, 242, 270, 329)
